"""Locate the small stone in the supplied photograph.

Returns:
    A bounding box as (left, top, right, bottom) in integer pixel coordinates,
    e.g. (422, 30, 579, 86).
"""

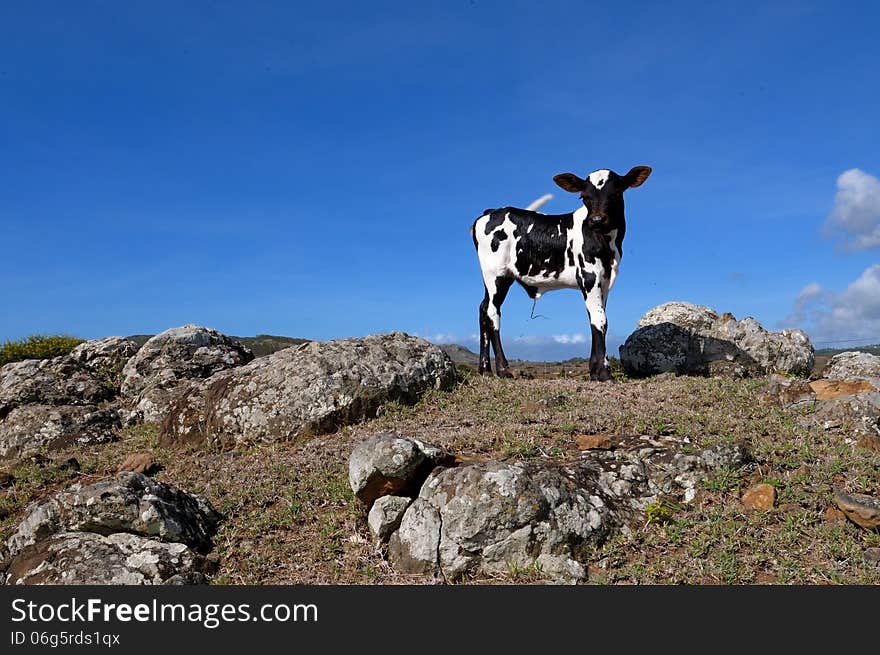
(742, 483, 776, 510)
(700, 442, 751, 468)
(576, 434, 613, 450)
(768, 377, 816, 405)
(810, 379, 877, 401)
(754, 572, 778, 584)
(535, 554, 585, 584)
(521, 401, 544, 414)
(28, 454, 51, 468)
(117, 452, 157, 475)
(367, 495, 411, 540)
(348, 433, 450, 507)
(864, 547, 880, 564)
(57, 457, 80, 471)
(834, 489, 880, 530)
(822, 506, 847, 523)
(856, 434, 880, 453)
(539, 394, 568, 408)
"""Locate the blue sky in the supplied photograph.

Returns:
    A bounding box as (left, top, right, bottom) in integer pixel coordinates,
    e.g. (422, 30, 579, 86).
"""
(2, 1, 879, 360)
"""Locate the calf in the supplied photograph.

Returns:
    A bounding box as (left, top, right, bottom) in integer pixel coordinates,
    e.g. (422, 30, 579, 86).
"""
(470, 165, 652, 380)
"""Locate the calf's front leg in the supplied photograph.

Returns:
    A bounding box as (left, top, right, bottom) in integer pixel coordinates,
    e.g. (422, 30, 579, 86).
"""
(583, 285, 612, 382)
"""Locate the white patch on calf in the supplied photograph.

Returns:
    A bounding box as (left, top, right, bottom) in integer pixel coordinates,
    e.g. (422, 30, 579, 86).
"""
(474, 212, 520, 331)
(588, 169, 611, 189)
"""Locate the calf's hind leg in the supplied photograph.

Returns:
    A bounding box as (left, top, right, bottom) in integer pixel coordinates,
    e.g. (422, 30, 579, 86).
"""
(479, 275, 514, 378)
(478, 288, 493, 375)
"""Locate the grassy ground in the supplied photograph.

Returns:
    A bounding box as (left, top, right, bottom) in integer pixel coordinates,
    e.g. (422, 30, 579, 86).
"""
(2, 369, 879, 584)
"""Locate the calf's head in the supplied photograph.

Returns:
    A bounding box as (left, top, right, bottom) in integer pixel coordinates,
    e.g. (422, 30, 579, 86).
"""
(553, 166, 652, 229)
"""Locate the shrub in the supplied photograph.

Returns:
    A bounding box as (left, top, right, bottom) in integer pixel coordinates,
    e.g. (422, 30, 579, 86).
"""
(0, 334, 84, 366)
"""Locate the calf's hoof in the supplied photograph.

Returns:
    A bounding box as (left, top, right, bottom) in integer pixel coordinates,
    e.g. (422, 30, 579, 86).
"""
(590, 369, 613, 382)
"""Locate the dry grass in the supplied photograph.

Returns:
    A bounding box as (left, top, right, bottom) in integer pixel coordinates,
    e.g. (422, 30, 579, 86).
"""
(2, 370, 879, 585)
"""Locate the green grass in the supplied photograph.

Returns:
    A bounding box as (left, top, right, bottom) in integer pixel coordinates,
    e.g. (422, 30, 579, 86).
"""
(0, 334, 84, 366)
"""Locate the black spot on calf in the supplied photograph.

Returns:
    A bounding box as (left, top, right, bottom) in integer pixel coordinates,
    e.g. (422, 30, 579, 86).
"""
(490, 229, 507, 252)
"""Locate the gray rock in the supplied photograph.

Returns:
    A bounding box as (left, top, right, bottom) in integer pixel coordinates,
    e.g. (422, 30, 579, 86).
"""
(535, 553, 586, 584)
(349, 433, 452, 506)
(69, 337, 139, 388)
(0, 357, 114, 413)
(619, 302, 814, 378)
(0, 404, 119, 461)
(764, 374, 816, 406)
(387, 499, 443, 575)
(378, 434, 754, 580)
(699, 442, 752, 469)
(160, 332, 456, 447)
(822, 351, 880, 384)
(121, 325, 253, 423)
(813, 391, 880, 438)
(388, 461, 614, 580)
(3, 532, 209, 585)
(367, 495, 411, 540)
(3, 472, 220, 561)
(637, 302, 719, 332)
(0, 337, 141, 461)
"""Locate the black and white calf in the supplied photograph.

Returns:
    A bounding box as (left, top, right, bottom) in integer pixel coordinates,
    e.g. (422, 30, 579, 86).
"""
(471, 165, 652, 381)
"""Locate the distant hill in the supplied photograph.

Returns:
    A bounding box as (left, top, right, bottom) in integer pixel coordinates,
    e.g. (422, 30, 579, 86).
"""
(438, 343, 480, 365)
(127, 334, 309, 358)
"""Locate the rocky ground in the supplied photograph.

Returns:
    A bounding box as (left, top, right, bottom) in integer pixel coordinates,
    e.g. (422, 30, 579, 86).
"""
(1, 307, 878, 585)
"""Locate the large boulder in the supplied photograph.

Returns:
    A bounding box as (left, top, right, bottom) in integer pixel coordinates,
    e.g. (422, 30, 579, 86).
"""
(1, 472, 220, 585)
(362, 433, 751, 582)
(4, 532, 211, 585)
(68, 337, 139, 388)
(0, 357, 114, 413)
(3, 472, 220, 561)
(0, 337, 138, 461)
(388, 461, 615, 580)
(160, 333, 457, 448)
(121, 325, 254, 423)
(619, 302, 814, 378)
(0, 405, 119, 461)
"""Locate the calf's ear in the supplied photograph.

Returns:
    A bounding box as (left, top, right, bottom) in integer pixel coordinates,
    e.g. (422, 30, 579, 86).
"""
(623, 166, 652, 188)
(553, 173, 586, 193)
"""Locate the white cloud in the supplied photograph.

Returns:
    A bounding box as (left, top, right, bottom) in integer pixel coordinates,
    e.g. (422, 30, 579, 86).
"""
(513, 335, 545, 345)
(427, 332, 459, 344)
(780, 282, 825, 326)
(824, 168, 880, 250)
(552, 333, 587, 344)
(414, 332, 462, 345)
(779, 264, 880, 344)
(797, 282, 823, 301)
